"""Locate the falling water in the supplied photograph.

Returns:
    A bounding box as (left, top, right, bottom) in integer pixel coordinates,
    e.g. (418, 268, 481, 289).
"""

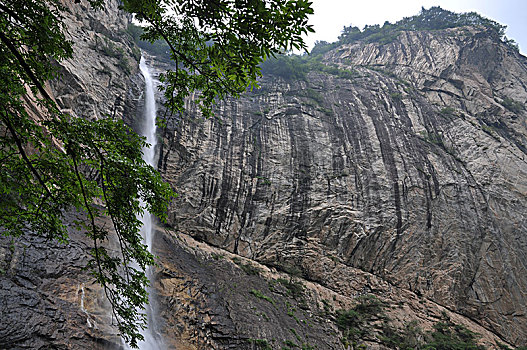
(139, 55, 157, 251)
(77, 283, 96, 329)
(124, 55, 165, 349)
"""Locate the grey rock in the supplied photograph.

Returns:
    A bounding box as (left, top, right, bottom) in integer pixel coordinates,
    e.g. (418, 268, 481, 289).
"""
(160, 26, 527, 345)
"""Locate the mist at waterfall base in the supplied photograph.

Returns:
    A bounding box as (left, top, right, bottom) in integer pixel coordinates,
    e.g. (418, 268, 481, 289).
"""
(123, 56, 165, 349)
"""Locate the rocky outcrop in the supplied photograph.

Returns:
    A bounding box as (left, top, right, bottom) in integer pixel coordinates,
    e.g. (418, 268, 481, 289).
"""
(160, 25, 527, 346)
(0, 219, 122, 349)
(52, 0, 143, 126)
(150, 230, 512, 349)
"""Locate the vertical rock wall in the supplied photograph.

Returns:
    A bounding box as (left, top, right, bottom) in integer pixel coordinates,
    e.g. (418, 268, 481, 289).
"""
(160, 26, 527, 345)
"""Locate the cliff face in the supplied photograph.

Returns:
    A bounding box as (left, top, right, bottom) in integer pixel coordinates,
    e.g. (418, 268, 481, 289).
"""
(0, 1, 141, 348)
(2, 3, 527, 349)
(51, 0, 143, 125)
(159, 26, 527, 346)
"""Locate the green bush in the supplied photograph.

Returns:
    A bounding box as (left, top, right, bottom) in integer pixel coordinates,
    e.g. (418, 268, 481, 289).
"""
(440, 106, 456, 116)
(126, 23, 172, 61)
(500, 97, 524, 113)
(97, 38, 131, 74)
(311, 40, 337, 55)
(247, 338, 272, 350)
(380, 312, 486, 350)
(232, 257, 262, 275)
(250, 289, 276, 305)
(290, 328, 302, 342)
(423, 314, 485, 350)
(304, 88, 323, 104)
(420, 131, 444, 146)
(380, 320, 424, 350)
(390, 92, 402, 100)
(284, 339, 298, 348)
(260, 54, 357, 81)
(277, 278, 304, 299)
(335, 295, 385, 347)
(352, 294, 385, 316)
(336, 309, 361, 330)
(240, 263, 262, 275)
(261, 55, 307, 80)
(263, 7, 518, 85)
(338, 6, 509, 46)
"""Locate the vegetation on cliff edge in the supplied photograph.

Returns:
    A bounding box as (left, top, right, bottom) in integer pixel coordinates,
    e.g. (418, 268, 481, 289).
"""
(261, 6, 519, 82)
(334, 295, 524, 349)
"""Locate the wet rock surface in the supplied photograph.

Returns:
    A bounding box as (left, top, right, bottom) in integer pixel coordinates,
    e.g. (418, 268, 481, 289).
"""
(0, 224, 121, 349)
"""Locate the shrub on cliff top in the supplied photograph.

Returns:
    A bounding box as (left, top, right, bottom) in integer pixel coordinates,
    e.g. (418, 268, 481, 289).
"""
(423, 313, 485, 350)
(338, 6, 512, 46)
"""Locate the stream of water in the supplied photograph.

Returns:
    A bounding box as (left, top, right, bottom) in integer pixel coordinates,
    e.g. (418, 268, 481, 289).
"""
(125, 55, 165, 350)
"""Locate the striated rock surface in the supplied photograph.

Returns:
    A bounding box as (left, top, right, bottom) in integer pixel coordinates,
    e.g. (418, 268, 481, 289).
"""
(150, 230, 514, 349)
(159, 25, 527, 346)
(2, 2, 527, 349)
(0, 220, 122, 349)
(52, 0, 143, 126)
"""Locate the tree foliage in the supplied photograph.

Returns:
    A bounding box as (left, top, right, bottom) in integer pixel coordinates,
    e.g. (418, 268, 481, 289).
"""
(262, 6, 520, 83)
(261, 6, 521, 84)
(259, 51, 357, 81)
(422, 313, 485, 350)
(127, 23, 172, 62)
(335, 299, 488, 350)
(122, 0, 314, 118)
(336, 295, 386, 348)
(0, 0, 172, 346)
(0, 0, 313, 347)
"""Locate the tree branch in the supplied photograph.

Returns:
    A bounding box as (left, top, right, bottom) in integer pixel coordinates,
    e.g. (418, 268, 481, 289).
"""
(70, 145, 125, 335)
(139, 11, 238, 96)
(94, 146, 132, 283)
(0, 31, 53, 102)
(1, 109, 56, 201)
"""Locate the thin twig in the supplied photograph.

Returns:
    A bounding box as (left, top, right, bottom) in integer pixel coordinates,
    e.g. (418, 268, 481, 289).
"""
(0, 31, 53, 102)
(94, 146, 132, 283)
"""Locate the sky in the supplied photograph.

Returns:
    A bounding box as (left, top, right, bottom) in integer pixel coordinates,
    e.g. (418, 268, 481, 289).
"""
(305, 0, 526, 54)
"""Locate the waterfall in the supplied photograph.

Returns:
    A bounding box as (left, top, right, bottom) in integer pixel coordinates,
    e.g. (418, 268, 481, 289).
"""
(124, 55, 165, 350)
(139, 55, 157, 252)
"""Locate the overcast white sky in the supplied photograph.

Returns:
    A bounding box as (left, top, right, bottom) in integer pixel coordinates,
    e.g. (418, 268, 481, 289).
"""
(305, 0, 526, 54)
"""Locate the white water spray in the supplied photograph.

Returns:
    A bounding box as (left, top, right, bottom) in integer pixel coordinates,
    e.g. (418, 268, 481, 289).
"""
(125, 55, 165, 349)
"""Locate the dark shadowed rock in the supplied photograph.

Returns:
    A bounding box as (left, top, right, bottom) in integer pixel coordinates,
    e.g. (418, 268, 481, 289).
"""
(0, 223, 122, 349)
